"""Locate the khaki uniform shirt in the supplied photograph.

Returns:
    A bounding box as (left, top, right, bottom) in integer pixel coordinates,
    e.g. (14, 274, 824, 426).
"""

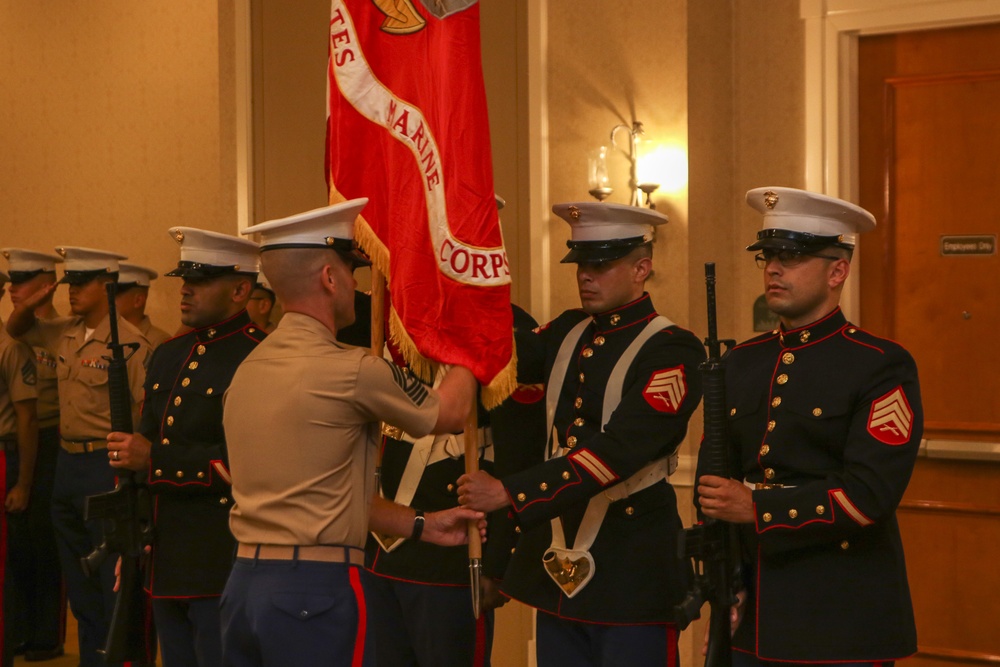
(137, 316, 172, 350)
(0, 330, 38, 438)
(20, 313, 72, 427)
(45, 315, 150, 441)
(224, 312, 439, 549)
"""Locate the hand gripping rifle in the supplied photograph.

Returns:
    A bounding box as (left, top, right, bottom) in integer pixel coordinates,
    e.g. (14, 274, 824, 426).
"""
(81, 281, 155, 663)
(675, 262, 740, 667)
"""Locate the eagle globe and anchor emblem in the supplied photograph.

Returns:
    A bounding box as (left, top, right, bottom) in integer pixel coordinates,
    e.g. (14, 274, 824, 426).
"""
(372, 0, 477, 34)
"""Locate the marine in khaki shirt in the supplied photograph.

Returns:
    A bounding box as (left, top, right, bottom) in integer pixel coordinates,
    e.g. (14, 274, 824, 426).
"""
(220, 200, 482, 667)
(5, 247, 150, 667)
(1, 248, 67, 659)
(116, 263, 172, 350)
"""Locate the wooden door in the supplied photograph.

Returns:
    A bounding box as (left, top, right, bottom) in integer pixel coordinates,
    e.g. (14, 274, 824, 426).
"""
(858, 24, 1000, 667)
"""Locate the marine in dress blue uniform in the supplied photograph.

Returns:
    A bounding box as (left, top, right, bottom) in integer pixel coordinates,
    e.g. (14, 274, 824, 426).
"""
(0, 248, 66, 661)
(459, 202, 705, 667)
(365, 303, 539, 667)
(695, 187, 923, 665)
(107, 228, 263, 667)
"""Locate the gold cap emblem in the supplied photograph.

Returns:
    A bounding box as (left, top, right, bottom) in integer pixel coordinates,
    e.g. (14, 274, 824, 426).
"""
(567, 205, 581, 220)
(55, 247, 67, 258)
(763, 190, 779, 209)
(173, 230, 185, 243)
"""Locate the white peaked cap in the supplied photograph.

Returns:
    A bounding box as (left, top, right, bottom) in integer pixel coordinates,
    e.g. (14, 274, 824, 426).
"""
(117, 263, 159, 287)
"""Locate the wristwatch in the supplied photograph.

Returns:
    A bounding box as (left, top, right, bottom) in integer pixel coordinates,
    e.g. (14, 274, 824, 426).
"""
(411, 509, 425, 541)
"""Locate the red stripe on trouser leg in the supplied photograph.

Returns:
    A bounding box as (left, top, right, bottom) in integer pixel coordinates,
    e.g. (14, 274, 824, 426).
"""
(666, 625, 677, 667)
(1, 453, 7, 661)
(473, 612, 487, 667)
(349, 567, 367, 667)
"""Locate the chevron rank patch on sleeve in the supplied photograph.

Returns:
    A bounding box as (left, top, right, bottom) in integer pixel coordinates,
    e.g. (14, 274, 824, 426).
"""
(643, 366, 687, 414)
(867, 386, 914, 445)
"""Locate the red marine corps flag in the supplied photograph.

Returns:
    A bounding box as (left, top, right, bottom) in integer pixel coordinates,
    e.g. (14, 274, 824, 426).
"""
(326, 0, 514, 406)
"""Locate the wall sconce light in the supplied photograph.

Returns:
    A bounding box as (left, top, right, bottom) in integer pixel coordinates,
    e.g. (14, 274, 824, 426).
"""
(600, 121, 661, 208)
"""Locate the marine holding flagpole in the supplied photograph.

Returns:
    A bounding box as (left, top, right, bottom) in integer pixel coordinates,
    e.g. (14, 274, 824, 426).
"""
(219, 200, 486, 667)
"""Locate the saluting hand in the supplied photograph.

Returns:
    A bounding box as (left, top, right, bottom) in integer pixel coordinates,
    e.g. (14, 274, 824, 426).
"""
(457, 470, 509, 513)
(106, 431, 152, 472)
(696, 475, 755, 524)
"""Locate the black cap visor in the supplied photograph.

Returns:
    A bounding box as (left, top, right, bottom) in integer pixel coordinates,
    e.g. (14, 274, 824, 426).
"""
(59, 269, 113, 286)
(166, 261, 257, 280)
(9, 269, 54, 285)
(561, 236, 648, 264)
(746, 228, 851, 252)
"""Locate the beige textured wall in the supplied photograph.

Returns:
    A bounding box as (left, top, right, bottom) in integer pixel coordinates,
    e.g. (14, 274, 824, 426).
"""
(0, 1, 238, 334)
(546, 0, 691, 325)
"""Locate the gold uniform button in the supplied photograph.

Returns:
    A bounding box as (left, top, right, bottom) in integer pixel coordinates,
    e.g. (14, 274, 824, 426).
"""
(582, 348, 594, 358)
(176, 471, 184, 478)
(574, 398, 583, 409)
(511, 547, 516, 554)
(767, 420, 776, 432)
(760, 444, 770, 456)
(812, 408, 823, 417)
(514, 526, 521, 533)
(197, 472, 205, 479)
(776, 374, 789, 385)
(248, 327, 256, 333)
(730, 408, 737, 416)
(782, 352, 795, 365)
(197, 345, 207, 355)
(610, 314, 621, 325)
(800, 330, 811, 343)
(816, 505, 826, 515)
(207, 329, 217, 339)
(206, 388, 214, 395)
(562, 471, 570, 480)
(182, 378, 191, 387)
(594, 336, 605, 346)
(188, 361, 199, 370)
(566, 436, 578, 448)
(167, 416, 174, 426)
(540, 482, 548, 491)
(574, 418, 585, 427)
(771, 396, 782, 408)
(220, 497, 229, 505)
(625, 506, 634, 516)
(764, 468, 775, 479)
(517, 493, 526, 502)
(152, 383, 160, 390)
(762, 512, 773, 523)
(154, 469, 162, 477)
(162, 438, 170, 445)
(447, 484, 455, 492)
(840, 540, 850, 550)
(579, 373, 585, 383)
(174, 396, 182, 406)
(789, 509, 798, 519)
(848, 328, 857, 334)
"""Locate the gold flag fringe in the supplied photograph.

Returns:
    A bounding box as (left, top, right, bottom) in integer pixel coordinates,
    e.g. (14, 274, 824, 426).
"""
(353, 212, 517, 409)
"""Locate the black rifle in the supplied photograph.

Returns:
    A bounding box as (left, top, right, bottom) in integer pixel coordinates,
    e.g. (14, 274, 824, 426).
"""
(675, 262, 740, 667)
(81, 281, 155, 664)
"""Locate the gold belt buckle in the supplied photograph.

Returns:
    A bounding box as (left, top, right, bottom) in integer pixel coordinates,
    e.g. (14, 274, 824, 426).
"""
(380, 423, 403, 440)
(755, 482, 785, 490)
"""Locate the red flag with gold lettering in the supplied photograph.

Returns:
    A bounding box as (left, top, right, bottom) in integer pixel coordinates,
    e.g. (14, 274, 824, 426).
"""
(325, 0, 513, 404)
